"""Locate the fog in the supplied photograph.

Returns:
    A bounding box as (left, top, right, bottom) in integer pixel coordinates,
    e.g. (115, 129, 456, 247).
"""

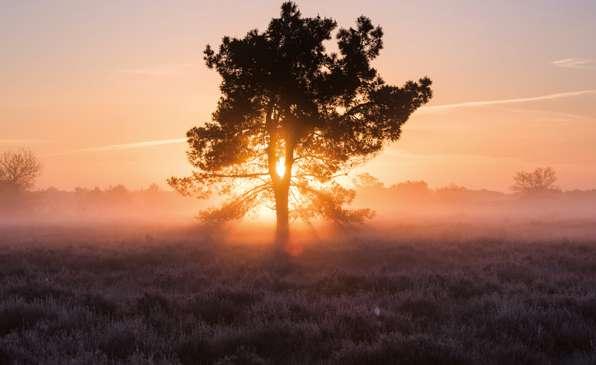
(0, 185, 199, 227)
(2, 182, 596, 245)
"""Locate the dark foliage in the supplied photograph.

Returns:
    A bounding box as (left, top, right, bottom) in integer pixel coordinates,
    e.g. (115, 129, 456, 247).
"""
(169, 2, 432, 239)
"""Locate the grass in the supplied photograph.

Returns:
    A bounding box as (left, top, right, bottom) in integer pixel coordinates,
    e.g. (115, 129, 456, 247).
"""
(0, 225, 596, 364)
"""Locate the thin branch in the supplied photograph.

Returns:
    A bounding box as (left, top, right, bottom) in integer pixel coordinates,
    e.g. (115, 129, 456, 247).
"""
(195, 172, 270, 179)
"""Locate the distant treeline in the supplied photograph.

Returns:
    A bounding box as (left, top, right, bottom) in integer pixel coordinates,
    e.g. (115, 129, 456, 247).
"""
(0, 184, 202, 224)
(2, 180, 596, 225)
(353, 179, 596, 223)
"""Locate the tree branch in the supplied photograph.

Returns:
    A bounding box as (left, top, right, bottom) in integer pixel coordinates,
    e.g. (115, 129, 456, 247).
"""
(195, 172, 270, 179)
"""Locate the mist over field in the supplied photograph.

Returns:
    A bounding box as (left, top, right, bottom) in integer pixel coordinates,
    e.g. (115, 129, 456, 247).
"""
(3, 181, 596, 240)
(3, 180, 596, 254)
(2, 182, 596, 363)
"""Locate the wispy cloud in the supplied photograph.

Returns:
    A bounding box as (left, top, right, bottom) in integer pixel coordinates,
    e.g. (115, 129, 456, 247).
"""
(51, 138, 186, 157)
(76, 138, 187, 152)
(116, 63, 193, 77)
(497, 107, 592, 122)
(419, 89, 596, 114)
(30, 88, 596, 156)
(552, 58, 596, 70)
(0, 139, 51, 145)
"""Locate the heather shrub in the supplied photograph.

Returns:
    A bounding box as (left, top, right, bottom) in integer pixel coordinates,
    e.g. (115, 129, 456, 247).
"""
(0, 227, 595, 363)
(0, 299, 54, 336)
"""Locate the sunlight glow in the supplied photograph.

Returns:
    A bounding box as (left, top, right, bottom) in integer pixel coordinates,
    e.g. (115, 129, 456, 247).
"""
(276, 157, 286, 178)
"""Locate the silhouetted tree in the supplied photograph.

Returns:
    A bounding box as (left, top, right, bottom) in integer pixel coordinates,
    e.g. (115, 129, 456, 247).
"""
(394, 181, 432, 196)
(0, 149, 42, 192)
(512, 167, 559, 195)
(353, 173, 384, 189)
(169, 2, 432, 246)
(145, 183, 161, 194)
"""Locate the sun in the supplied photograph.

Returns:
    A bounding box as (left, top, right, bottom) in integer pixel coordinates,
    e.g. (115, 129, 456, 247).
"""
(275, 157, 286, 178)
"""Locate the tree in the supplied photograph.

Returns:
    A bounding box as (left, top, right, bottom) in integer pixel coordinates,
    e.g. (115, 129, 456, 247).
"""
(511, 167, 559, 194)
(0, 149, 42, 192)
(169, 2, 432, 246)
(353, 173, 384, 189)
(394, 181, 432, 196)
(146, 183, 161, 194)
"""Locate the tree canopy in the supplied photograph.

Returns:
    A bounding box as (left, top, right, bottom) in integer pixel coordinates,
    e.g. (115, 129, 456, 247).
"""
(169, 2, 433, 243)
(0, 149, 42, 192)
(512, 167, 559, 195)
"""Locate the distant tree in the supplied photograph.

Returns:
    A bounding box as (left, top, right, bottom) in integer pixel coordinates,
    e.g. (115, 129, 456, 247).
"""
(146, 183, 161, 194)
(108, 185, 128, 194)
(436, 183, 466, 194)
(512, 167, 559, 194)
(43, 186, 60, 194)
(169, 2, 432, 246)
(391, 181, 431, 199)
(435, 183, 468, 202)
(74, 187, 91, 194)
(353, 173, 384, 189)
(0, 149, 42, 192)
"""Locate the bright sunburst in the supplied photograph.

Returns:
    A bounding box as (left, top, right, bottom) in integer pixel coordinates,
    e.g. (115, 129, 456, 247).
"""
(275, 157, 286, 178)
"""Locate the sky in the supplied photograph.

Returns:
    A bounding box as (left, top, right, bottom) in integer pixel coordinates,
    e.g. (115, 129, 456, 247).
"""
(1, 0, 596, 191)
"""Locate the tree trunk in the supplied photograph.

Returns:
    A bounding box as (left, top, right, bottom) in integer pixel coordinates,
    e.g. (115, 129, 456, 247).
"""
(267, 123, 295, 252)
(274, 179, 290, 249)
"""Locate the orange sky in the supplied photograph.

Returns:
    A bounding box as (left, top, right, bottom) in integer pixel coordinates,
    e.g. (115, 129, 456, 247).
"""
(1, 1, 595, 191)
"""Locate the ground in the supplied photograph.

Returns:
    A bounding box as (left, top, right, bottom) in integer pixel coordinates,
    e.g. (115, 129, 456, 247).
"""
(1, 224, 596, 364)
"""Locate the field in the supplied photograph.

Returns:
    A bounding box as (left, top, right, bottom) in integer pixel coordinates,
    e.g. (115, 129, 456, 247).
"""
(1, 224, 596, 364)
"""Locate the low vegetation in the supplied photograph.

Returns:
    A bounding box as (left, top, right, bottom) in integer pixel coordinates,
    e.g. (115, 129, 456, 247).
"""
(1, 225, 596, 364)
